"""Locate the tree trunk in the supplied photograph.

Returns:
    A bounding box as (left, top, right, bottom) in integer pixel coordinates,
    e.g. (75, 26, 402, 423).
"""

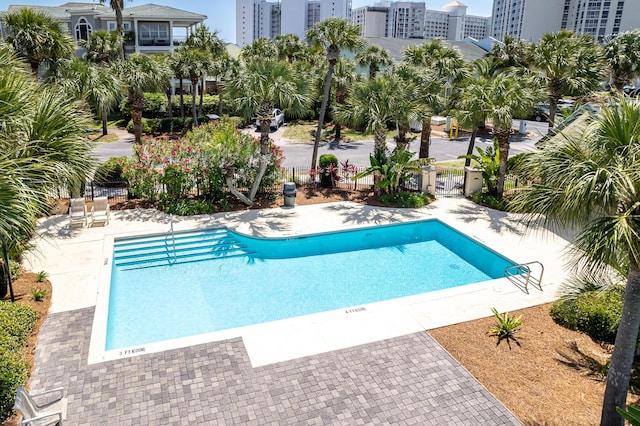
(101, 109, 108, 136)
(334, 124, 341, 141)
(495, 130, 510, 198)
(130, 93, 144, 144)
(166, 91, 173, 132)
(395, 125, 409, 150)
(115, 6, 125, 60)
(199, 76, 205, 116)
(179, 76, 185, 119)
(224, 172, 253, 206)
(191, 78, 198, 126)
(600, 261, 640, 426)
(548, 97, 559, 133)
(419, 117, 432, 158)
(311, 62, 335, 171)
(464, 127, 478, 167)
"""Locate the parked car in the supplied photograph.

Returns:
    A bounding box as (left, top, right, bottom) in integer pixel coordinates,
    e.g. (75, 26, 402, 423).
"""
(255, 109, 284, 129)
(528, 103, 561, 122)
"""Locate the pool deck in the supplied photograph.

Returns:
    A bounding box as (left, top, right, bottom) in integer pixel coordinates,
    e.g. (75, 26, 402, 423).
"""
(24, 198, 571, 424)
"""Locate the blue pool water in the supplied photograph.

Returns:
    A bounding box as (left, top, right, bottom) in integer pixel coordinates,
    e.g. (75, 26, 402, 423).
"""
(106, 219, 514, 350)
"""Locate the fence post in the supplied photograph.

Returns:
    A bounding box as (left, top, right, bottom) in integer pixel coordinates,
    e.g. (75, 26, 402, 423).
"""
(90, 180, 94, 201)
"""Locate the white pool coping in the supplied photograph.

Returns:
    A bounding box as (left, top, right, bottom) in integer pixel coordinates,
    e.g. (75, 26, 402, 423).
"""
(25, 198, 571, 367)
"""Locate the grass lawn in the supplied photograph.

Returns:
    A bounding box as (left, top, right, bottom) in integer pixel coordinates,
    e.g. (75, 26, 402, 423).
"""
(283, 121, 400, 144)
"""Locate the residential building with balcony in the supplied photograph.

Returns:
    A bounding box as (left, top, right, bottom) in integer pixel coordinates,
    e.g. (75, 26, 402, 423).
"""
(352, 1, 490, 41)
(491, 0, 640, 42)
(0, 2, 207, 56)
(236, 0, 352, 47)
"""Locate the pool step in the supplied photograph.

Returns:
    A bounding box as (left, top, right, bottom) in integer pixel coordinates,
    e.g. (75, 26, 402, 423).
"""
(113, 228, 254, 269)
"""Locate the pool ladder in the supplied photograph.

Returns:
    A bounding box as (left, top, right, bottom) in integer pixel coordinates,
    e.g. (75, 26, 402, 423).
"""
(168, 214, 176, 262)
(504, 261, 544, 293)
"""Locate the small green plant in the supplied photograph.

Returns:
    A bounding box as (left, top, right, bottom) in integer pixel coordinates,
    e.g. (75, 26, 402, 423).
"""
(617, 404, 640, 425)
(379, 191, 432, 208)
(31, 288, 47, 302)
(35, 271, 48, 283)
(489, 307, 522, 346)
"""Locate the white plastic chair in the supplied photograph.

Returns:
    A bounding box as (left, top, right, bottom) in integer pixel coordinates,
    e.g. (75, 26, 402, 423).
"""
(13, 386, 67, 426)
(68, 198, 87, 228)
(90, 196, 110, 226)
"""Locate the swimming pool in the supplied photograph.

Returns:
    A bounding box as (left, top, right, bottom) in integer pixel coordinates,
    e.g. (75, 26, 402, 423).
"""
(104, 219, 516, 351)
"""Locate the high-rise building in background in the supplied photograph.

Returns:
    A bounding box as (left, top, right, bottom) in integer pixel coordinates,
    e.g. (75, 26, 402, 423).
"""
(351, 1, 490, 41)
(491, 0, 640, 42)
(236, 0, 352, 47)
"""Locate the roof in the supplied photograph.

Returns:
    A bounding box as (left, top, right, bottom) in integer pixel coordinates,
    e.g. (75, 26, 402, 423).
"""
(99, 4, 206, 22)
(364, 37, 488, 63)
(3, 3, 205, 23)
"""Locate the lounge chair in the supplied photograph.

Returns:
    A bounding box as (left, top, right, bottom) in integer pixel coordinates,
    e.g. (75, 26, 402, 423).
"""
(90, 196, 110, 226)
(68, 198, 87, 228)
(13, 386, 67, 426)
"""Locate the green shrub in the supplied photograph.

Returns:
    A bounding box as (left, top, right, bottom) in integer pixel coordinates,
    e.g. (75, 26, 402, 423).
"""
(9, 260, 20, 282)
(470, 191, 507, 211)
(319, 154, 339, 168)
(0, 302, 37, 419)
(94, 157, 126, 185)
(158, 196, 216, 216)
(550, 286, 625, 344)
(379, 191, 432, 208)
(489, 308, 522, 343)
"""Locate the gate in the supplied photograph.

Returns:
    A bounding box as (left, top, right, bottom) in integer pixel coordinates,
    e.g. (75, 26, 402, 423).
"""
(435, 167, 464, 197)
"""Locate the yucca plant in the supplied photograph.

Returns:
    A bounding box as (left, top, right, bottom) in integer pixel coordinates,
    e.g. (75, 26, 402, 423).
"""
(616, 404, 640, 425)
(31, 288, 47, 301)
(489, 307, 522, 346)
(35, 271, 48, 283)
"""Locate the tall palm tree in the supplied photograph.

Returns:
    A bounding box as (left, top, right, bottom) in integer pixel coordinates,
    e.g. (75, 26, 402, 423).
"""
(1, 7, 74, 75)
(306, 17, 364, 171)
(481, 72, 539, 198)
(530, 30, 605, 131)
(403, 39, 469, 159)
(486, 35, 532, 71)
(184, 49, 211, 125)
(227, 60, 310, 204)
(240, 37, 278, 64)
(330, 58, 360, 141)
(509, 96, 640, 426)
(99, 0, 128, 59)
(355, 44, 393, 79)
(81, 29, 121, 64)
(604, 30, 640, 91)
(49, 58, 122, 136)
(170, 47, 190, 119)
(119, 54, 166, 143)
(275, 34, 308, 63)
(0, 45, 95, 292)
(185, 26, 225, 114)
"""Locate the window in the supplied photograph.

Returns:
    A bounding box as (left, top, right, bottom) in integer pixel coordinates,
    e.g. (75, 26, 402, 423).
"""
(75, 17, 92, 41)
(107, 21, 131, 32)
(139, 23, 169, 40)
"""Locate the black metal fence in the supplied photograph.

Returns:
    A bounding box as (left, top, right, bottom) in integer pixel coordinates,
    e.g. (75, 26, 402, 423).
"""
(49, 166, 523, 203)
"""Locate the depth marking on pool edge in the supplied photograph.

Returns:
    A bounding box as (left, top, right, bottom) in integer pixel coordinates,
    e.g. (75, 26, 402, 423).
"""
(345, 307, 366, 314)
(118, 347, 146, 356)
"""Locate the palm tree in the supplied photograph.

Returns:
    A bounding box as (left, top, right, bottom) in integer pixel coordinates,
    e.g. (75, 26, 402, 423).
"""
(530, 30, 605, 131)
(81, 29, 121, 64)
(306, 17, 364, 171)
(119, 54, 166, 143)
(486, 35, 532, 71)
(509, 96, 640, 426)
(274, 34, 308, 63)
(181, 48, 212, 126)
(330, 58, 360, 141)
(355, 44, 392, 79)
(240, 38, 278, 64)
(99, 0, 128, 59)
(403, 39, 469, 159)
(185, 26, 225, 115)
(604, 30, 640, 91)
(481, 72, 539, 198)
(0, 44, 95, 297)
(1, 7, 74, 75)
(170, 48, 190, 119)
(227, 60, 310, 204)
(49, 58, 122, 136)
(209, 53, 238, 116)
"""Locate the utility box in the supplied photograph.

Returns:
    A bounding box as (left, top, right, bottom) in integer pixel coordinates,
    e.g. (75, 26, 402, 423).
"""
(420, 166, 437, 195)
(464, 167, 483, 197)
(519, 120, 527, 135)
(283, 182, 297, 207)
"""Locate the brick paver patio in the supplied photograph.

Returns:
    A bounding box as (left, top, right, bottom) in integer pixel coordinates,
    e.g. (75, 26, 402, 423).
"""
(29, 307, 522, 425)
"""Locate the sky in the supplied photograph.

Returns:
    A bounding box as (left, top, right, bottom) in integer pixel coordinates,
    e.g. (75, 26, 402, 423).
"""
(2, 0, 494, 44)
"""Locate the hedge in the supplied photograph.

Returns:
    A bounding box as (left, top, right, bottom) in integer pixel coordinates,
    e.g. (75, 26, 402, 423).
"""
(0, 301, 38, 420)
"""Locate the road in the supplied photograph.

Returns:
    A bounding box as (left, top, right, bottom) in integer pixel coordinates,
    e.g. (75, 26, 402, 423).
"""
(93, 119, 550, 167)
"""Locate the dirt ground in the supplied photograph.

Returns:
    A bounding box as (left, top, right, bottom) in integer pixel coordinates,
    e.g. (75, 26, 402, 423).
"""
(4, 189, 640, 425)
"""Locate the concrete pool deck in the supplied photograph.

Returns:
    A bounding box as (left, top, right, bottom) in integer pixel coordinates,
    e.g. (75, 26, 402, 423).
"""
(25, 198, 571, 424)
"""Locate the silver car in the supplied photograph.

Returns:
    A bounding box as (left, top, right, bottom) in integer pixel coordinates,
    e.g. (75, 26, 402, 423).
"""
(255, 108, 284, 129)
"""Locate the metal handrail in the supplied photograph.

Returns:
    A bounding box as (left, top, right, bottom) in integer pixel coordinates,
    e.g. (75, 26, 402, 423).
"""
(504, 261, 544, 293)
(169, 213, 176, 261)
